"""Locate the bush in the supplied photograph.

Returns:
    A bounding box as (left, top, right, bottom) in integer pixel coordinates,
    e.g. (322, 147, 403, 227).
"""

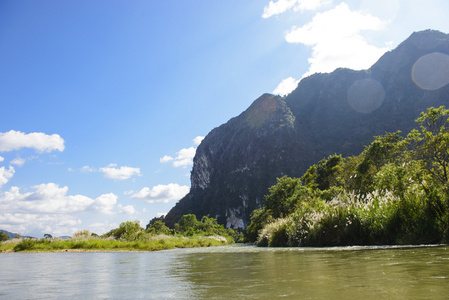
(13, 239, 36, 252)
(104, 220, 144, 241)
(257, 218, 292, 247)
(146, 220, 172, 235)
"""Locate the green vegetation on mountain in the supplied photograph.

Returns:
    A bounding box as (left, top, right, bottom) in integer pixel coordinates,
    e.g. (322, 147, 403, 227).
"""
(1, 215, 237, 253)
(247, 106, 449, 246)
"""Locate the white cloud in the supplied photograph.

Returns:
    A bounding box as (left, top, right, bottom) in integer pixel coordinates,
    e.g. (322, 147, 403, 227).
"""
(263, 0, 331, 18)
(0, 183, 118, 214)
(130, 183, 189, 204)
(0, 130, 65, 153)
(11, 157, 26, 167)
(193, 136, 205, 146)
(0, 156, 4, 162)
(118, 204, 136, 215)
(272, 77, 300, 96)
(161, 137, 204, 168)
(0, 166, 15, 189)
(91, 193, 117, 214)
(285, 2, 389, 77)
(99, 163, 141, 180)
(0, 183, 121, 236)
(173, 147, 196, 168)
(81, 165, 95, 172)
(160, 155, 174, 163)
(0, 213, 82, 237)
(0, 183, 93, 213)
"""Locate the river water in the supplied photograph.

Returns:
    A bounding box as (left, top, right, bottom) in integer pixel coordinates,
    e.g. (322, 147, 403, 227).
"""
(1, 244, 448, 299)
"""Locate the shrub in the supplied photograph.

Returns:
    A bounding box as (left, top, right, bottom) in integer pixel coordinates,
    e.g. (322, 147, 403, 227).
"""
(257, 218, 292, 247)
(13, 239, 36, 252)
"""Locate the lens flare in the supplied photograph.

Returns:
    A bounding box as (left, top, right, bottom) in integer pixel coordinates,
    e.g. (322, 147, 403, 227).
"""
(347, 78, 385, 114)
(412, 52, 449, 90)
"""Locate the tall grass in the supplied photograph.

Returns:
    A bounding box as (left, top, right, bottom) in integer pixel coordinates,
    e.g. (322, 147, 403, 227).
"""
(257, 189, 448, 247)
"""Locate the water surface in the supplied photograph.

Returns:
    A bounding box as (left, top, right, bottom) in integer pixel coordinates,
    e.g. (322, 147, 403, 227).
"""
(1, 245, 448, 299)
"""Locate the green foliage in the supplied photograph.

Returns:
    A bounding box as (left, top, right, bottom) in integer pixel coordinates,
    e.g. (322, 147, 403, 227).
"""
(362, 131, 406, 170)
(246, 208, 273, 243)
(173, 214, 243, 242)
(0, 213, 237, 253)
(13, 239, 36, 251)
(1, 235, 232, 253)
(301, 154, 343, 191)
(0, 231, 9, 242)
(257, 217, 292, 247)
(411, 106, 449, 185)
(249, 106, 449, 247)
(146, 220, 172, 235)
(315, 154, 342, 190)
(104, 220, 144, 241)
(146, 215, 166, 230)
(264, 176, 302, 219)
(177, 214, 199, 234)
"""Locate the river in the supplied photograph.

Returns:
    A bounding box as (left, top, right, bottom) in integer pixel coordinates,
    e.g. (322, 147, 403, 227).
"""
(1, 244, 448, 299)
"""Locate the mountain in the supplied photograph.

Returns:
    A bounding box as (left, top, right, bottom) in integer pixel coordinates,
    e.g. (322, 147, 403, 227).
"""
(1, 229, 21, 239)
(164, 29, 449, 229)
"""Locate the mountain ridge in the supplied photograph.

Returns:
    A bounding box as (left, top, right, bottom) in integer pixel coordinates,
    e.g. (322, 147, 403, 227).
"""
(164, 29, 449, 229)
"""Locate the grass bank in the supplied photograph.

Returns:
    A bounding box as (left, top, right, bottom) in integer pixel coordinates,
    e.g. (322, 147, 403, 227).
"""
(0, 234, 232, 253)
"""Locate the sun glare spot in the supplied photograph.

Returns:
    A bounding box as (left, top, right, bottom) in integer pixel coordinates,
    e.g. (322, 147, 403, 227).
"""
(412, 52, 449, 90)
(347, 78, 385, 114)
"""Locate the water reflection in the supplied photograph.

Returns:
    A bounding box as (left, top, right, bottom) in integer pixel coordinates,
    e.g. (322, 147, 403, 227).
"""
(174, 245, 449, 299)
(1, 245, 448, 299)
(412, 52, 449, 90)
(0, 252, 194, 299)
(347, 78, 385, 113)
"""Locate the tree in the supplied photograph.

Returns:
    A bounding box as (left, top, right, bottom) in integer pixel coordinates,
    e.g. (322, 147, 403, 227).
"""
(44, 233, 53, 239)
(246, 208, 273, 243)
(264, 176, 301, 219)
(0, 231, 9, 242)
(362, 131, 406, 170)
(106, 220, 143, 241)
(146, 215, 166, 230)
(410, 106, 449, 184)
(146, 220, 172, 235)
(177, 214, 199, 233)
(350, 132, 408, 195)
(315, 154, 342, 190)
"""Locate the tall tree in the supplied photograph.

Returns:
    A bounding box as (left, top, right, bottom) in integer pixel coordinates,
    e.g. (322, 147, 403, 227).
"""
(410, 106, 449, 185)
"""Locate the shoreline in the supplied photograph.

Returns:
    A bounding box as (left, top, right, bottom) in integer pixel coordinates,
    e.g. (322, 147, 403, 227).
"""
(2, 243, 447, 254)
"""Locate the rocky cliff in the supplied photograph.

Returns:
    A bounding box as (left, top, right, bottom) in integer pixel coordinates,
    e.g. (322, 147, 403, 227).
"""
(165, 29, 449, 229)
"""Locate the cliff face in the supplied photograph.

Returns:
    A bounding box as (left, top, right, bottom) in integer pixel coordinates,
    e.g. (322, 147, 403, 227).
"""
(165, 30, 449, 229)
(167, 94, 303, 228)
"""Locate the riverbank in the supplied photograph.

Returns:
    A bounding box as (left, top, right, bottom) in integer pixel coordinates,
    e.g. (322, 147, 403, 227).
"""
(0, 234, 233, 253)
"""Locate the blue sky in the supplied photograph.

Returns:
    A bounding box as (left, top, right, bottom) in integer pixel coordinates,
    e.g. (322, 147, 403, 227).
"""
(1, 0, 449, 237)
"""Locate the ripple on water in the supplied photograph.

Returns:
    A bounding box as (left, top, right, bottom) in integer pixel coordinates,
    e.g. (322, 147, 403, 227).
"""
(1, 245, 448, 299)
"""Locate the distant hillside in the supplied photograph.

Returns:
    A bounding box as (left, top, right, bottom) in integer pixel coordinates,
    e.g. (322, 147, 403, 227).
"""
(164, 29, 449, 229)
(1, 229, 20, 239)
